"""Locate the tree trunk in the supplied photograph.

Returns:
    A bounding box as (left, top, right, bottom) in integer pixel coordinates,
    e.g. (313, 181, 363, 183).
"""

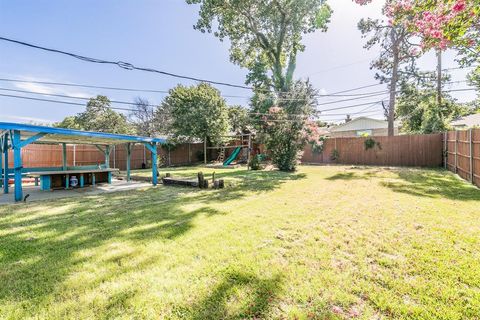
(388, 35, 400, 137)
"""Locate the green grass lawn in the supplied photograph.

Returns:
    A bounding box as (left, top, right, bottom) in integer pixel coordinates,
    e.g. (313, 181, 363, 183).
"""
(1, 165, 479, 319)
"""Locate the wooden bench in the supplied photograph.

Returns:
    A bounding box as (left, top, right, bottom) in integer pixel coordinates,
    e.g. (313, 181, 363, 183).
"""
(26, 168, 119, 190)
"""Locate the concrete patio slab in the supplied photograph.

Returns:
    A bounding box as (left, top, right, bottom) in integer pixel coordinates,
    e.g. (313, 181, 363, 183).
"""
(0, 179, 153, 204)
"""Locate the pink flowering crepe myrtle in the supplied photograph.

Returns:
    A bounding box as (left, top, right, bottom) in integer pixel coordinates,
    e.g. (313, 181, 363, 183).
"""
(353, 0, 476, 51)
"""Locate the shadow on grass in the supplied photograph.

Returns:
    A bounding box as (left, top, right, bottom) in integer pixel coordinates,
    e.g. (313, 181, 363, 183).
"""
(325, 170, 378, 181)
(381, 169, 480, 201)
(185, 270, 283, 320)
(0, 169, 302, 314)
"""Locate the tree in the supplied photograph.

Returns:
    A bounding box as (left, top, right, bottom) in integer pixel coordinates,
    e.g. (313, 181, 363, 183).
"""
(396, 82, 467, 134)
(355, 0, 479, 64)
(261, 80, 318, 171)
(228, 105, 251, 134)
(162, 83, 230, 144)
(187, 0, 332, 92)
(129, 98, 158, 137)
(358, 2, 420, 136)
(55, 95, 136, 134)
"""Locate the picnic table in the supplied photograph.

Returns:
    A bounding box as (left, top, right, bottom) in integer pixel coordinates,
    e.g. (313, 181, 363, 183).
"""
(26, 168, 119, 190)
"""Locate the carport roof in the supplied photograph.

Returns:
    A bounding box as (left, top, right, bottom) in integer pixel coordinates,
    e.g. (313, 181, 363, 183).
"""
(0, 122, 166, 145)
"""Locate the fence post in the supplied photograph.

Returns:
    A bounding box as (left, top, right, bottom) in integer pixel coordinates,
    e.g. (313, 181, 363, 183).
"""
(443, 132, 447, 169)
(454, 130, 458, 174)
(470, 129, 474, 183)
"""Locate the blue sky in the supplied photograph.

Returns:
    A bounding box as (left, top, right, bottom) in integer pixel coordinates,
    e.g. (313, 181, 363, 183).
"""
(0, 0, 476, 124)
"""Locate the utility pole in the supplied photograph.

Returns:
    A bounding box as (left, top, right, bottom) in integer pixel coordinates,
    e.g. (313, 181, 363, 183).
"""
(436, 49, 442, 108)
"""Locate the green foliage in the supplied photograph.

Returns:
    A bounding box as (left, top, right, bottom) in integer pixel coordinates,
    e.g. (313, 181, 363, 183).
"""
(310, 136, 326, 154)
(248, 154, 262, 170)
(187, 0, 332, 92)
(55, 95, 136, 134)
(261, 81, 318, 171)
(396, 83, 468, 134)
(162, 83, 230, 144)
(364, 138, 381, 150)
(330, 148, 339, 161)
(228, 105, 251, 134)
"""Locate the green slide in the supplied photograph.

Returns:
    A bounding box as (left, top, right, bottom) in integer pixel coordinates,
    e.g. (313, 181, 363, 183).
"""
(223, 147, 241, 166)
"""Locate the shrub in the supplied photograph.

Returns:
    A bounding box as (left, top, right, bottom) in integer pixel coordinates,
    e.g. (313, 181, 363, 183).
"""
(249, 154, 262, 170)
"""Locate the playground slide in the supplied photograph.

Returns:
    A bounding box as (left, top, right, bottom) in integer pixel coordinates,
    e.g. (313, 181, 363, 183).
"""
(223, 147, 241, 166)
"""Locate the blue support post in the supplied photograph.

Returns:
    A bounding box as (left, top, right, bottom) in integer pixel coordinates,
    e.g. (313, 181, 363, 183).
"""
(0, 150, 2, 188)
(65, 174, 70, 189)
(108, 172, 112, 184)
(3, 133, 8, 194)
(13, 130, 22, 202)
(62, 143, 67, 170)
(151, 143, 158, 186)
(126, 143, 131, 182)
(40, 175, 51, 191)
(80, 174, 84, 187)
(92, 173, 96, 186)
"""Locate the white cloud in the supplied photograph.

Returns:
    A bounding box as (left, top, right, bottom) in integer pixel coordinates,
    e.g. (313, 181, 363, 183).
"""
(11, 75, 91, 99)
(319, 88, 328, 95)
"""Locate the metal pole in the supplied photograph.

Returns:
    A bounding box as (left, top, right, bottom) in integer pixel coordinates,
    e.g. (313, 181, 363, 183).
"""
(105, 146, 111, 168)
(13, 130, 22, 202)
(126, 143, 131, 182)
(3, 133, 8, 194)
(151, 143, 158, 186)
(437, 50, 442, 109)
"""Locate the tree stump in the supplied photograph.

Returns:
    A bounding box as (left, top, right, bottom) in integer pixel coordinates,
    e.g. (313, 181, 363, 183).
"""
(198, 172, 205, 189)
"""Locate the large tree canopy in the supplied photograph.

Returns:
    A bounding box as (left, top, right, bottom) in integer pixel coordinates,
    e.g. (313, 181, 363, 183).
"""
(55, 95, 135, 135)
(162, 83, 230, 144)
(186, 0, 332, 92)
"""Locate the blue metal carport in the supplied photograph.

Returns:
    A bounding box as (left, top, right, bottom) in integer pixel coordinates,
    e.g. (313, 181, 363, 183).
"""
(0, 122, 165, 202)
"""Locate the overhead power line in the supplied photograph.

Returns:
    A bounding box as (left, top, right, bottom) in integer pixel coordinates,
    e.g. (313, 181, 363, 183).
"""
(0, 87, 158, 107)
(0, 93, 135, 112)
(0, 36, 253, 90)
(0, 77, 389, 99)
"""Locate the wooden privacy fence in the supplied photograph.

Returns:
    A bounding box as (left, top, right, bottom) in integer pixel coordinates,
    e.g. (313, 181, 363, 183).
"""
(4, 143, 205, 171)
(445, 129, 480, 188)
(302, 133, 444, 167)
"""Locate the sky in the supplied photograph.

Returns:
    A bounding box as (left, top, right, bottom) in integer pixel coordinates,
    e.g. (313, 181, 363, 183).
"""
(0, 0, 476, 125)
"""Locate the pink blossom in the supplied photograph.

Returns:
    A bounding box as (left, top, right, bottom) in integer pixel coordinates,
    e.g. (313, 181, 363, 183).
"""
(268, 106, 282, 114)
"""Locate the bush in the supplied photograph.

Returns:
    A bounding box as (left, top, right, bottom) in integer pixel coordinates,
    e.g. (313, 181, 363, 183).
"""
(249, 154, 262, 170)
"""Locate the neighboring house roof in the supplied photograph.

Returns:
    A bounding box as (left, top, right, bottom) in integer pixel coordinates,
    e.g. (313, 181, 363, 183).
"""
(329, 117, 395, 132)
(451, 113, 480, 128)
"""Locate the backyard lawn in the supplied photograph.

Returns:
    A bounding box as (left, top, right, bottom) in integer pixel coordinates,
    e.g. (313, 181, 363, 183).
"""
(0, 165, 479, 319)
